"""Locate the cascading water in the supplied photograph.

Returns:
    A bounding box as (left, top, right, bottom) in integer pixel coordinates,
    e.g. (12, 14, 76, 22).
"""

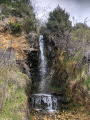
(39, 35, 47, 92)
(31, 94, 57, 112)
(31, 35, 58, 112)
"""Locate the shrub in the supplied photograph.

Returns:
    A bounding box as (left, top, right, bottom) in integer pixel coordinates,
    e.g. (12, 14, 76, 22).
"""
(47, 5, 72, 34)
(9, 22, 21, 33)
(11, 9, 22, 17)
(23, 18, 35, 33)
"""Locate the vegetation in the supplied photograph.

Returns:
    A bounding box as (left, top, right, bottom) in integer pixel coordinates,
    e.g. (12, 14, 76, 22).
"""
(0, 0, 30, 4)
(0, 64, 31, 109)
(83, 75, 90, 91)
(47, 5, 72, 35)
(23, 18, 36, 33)
(0, 0, 36, 119)
(0, 0, 36, 33)
(41, 5, 90, 113)
(0, 88, 27, 120)
(9, 22, 21, 33)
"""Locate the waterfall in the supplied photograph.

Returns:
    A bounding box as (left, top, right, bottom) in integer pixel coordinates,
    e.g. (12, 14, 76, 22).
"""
(32, 94, 57, 111)
(30, 35, 58, 112)
(39, 35, 47, 92)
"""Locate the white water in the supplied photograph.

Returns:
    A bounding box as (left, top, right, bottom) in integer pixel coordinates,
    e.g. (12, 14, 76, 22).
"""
(32, 94, 57, 111)
(39, 35, 47, 92)
(31, 35, 58, 112)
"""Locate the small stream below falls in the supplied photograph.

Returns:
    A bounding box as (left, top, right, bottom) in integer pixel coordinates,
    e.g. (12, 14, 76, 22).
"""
(30, 35, 68, 112)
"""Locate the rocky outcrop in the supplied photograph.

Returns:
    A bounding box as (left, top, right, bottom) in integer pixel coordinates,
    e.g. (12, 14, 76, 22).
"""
(25, 32, 39, 49)
(43, 35, 68, 93)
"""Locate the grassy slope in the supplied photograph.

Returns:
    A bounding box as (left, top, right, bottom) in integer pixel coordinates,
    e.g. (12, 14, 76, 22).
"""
(0, 65, 31, 120)
(0, 1, 36, 119)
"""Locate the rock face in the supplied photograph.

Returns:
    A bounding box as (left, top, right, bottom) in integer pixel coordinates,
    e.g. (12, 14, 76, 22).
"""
(28, 49, 39, 80)
(43, 36, 68, 93)
(25, 33, 40, 90)
(51, 61, 68, 87)
(26, 32, 39, 49)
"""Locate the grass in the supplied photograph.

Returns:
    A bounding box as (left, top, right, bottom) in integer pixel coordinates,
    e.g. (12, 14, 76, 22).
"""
(8, 81, 14, 87)
(71, 50, 82, 61)
(0, 87, 27, 120)
(83, 76, 90, 91)
(0, 65, 31, 120)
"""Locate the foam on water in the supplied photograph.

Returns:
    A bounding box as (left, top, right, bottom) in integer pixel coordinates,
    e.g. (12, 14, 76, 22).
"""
(31, 94, 57, 111)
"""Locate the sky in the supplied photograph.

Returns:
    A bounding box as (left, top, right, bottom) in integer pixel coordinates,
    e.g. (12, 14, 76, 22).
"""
(31, 0, 90, 26)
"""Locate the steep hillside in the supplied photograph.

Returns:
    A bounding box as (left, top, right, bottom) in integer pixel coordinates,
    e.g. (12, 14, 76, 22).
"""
(42, 6, 90, 114)
(0, 1, 39, 119)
